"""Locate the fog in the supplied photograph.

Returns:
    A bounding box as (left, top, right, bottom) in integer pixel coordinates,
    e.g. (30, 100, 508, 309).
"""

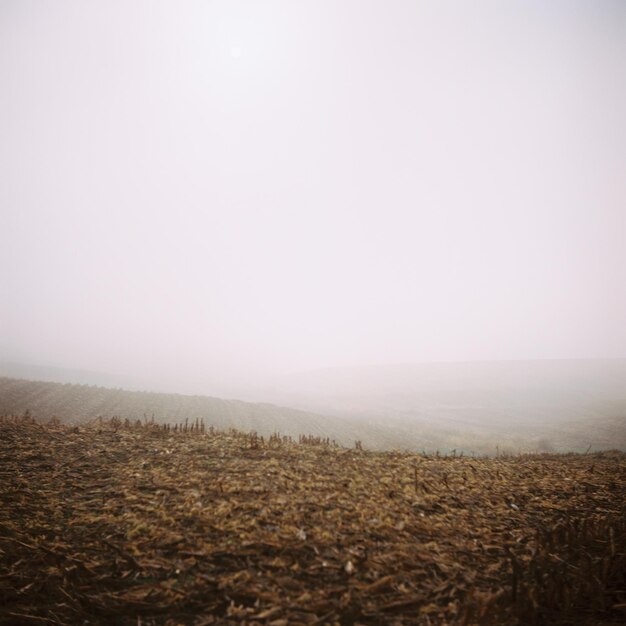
(2, 1, 626, 400)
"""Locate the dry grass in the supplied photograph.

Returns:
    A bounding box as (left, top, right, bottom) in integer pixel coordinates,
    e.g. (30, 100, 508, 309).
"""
(0, 414, 624, 625)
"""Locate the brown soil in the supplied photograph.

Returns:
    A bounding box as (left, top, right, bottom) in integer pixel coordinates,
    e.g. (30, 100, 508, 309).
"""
(1, 415, 624, 625)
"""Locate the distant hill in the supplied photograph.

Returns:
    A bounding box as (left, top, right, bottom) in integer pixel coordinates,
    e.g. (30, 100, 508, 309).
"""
(0, 377, 349, 442)
(2, 362, 625, 454)
(0, 361, 142, 390)
(252, 359, 626, 453)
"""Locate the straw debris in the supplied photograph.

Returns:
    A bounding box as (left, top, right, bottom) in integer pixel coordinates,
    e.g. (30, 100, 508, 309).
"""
(1, 414, 624, 624)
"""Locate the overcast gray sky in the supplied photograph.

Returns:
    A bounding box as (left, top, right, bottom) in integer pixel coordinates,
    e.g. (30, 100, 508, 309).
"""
(1, 0, 625, 393)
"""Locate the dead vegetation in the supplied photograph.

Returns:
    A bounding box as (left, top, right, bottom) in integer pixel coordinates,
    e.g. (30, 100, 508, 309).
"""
(0, 413, 624, 625)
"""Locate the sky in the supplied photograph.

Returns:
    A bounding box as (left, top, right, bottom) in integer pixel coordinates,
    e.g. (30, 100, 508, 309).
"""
(1, 0, 625, 394)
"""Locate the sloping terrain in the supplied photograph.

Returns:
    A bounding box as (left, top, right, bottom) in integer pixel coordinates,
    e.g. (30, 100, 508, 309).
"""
(2, 374, 625, 455)
(256, 360, 626, 453)
(1, 415, 624, 625)
(0, 377, 354, 443)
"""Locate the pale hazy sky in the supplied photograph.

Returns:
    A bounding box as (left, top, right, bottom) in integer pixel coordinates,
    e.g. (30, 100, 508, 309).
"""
(1, 1, 625, 392)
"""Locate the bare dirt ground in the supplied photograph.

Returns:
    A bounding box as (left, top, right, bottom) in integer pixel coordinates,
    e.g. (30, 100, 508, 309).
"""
(1, 415, 624, 625)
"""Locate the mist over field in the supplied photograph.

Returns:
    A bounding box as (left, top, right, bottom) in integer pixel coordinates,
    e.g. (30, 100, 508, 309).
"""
(3, 6, 626, 623)
(1, 0, 625, 451)
(2, 357, 625, 454)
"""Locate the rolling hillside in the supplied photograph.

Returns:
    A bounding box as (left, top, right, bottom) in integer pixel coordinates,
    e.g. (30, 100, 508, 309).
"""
(1, 372, 625, 455)
(255, 360, 626, 453)
(0, 377, 349, 443)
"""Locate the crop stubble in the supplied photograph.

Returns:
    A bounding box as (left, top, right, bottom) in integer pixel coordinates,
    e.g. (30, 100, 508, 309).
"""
(0, 415, 624, 625)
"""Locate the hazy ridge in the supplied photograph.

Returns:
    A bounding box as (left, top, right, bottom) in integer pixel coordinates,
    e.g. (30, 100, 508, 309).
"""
(2, 361, 625, 454)
(0, 376, 346, 442)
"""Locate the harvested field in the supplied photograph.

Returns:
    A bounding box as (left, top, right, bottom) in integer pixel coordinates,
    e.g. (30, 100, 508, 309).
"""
(1, 415, 625, 625)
